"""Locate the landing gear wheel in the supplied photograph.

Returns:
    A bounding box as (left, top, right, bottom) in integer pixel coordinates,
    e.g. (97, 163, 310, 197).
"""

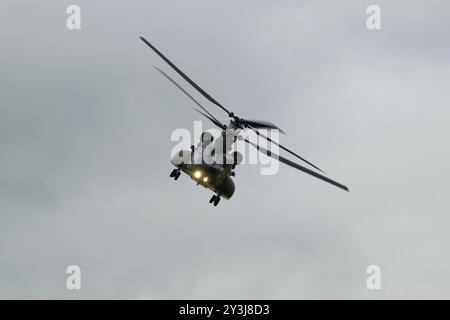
(209, 195, 216, 203)
(213, 196, 221, 207)
(170, 169, 181, 180)
(170, 169, 178, 178)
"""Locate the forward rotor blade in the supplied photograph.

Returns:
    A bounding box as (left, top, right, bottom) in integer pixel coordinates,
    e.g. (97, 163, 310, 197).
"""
(243, 119, 285, 134)
(246, 125, 324, 173)
(153, 66, 224, 126)
(140, 36, 232, 116)
(244, 139, 349, 192)
(194, 108, 226, 130)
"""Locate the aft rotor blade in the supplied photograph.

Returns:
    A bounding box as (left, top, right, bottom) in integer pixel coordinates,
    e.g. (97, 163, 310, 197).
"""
(153, 66, 224, 126)
(140, 36, 232, 116)
(246, 125, 324, 173)
(194, 109, 226, 130)
(243, 119, 285, 134)
(244, 139, 349, 192)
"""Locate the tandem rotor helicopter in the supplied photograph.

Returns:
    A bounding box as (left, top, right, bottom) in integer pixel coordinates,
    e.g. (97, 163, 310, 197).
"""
(140, 36, 349, 206)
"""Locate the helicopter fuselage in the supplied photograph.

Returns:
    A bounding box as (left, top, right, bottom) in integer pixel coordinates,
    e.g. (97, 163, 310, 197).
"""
(173, 160, 236, 200)
(170, 131, 240, 200)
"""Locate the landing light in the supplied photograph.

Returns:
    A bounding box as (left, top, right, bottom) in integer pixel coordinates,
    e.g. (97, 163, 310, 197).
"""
(203, 177, 208, 183)
(194, 171, 202, 179)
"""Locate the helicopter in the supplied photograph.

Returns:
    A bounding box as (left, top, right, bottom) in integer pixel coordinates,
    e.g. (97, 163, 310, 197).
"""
(140, 36, 349, 206)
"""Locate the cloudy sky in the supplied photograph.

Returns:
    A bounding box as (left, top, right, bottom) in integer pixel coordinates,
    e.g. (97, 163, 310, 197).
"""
(1, 0, 449, 299)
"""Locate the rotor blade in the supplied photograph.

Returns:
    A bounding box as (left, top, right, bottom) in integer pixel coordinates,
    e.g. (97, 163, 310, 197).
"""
(246, 125, 325, 173)
(243, 119, 285, 134)
(244, 139, 349, 192)
(140, 36, 232, 116)
(194, 108, 226, 130)
(153, 66, 224, 126)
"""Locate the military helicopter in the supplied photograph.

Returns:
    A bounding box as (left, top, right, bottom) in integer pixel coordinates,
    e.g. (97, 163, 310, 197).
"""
(140, 36, 349, 206)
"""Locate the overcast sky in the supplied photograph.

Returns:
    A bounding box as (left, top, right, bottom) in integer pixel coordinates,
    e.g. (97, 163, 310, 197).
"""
(1, 0, 450, 299)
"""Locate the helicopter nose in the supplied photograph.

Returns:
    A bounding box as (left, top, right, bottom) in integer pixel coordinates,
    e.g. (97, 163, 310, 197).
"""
(171, 149, 191, 167)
